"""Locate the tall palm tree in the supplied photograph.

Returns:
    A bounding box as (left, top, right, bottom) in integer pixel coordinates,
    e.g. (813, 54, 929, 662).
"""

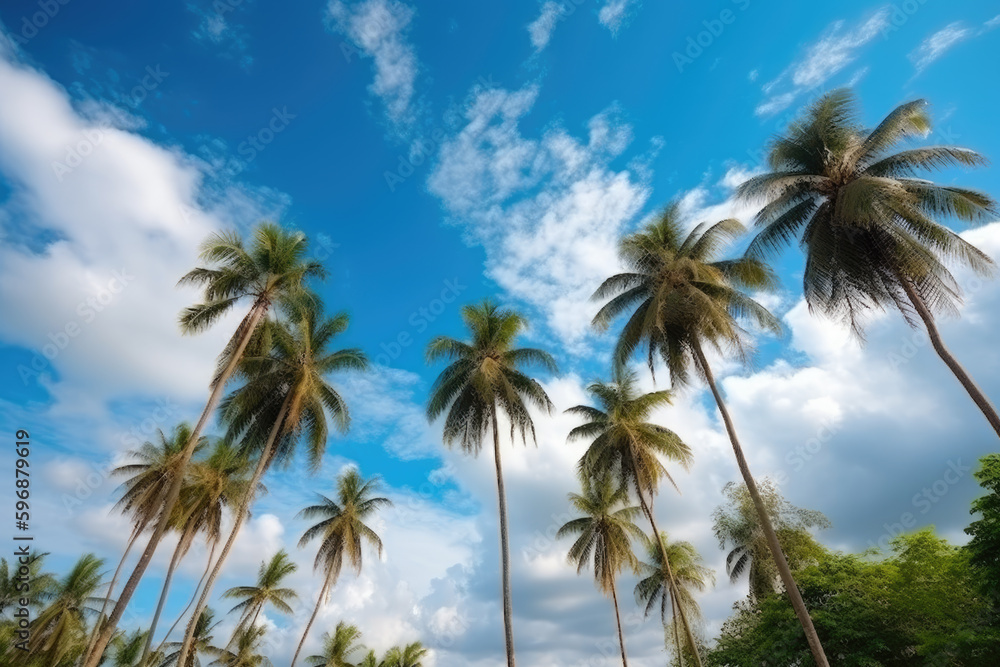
(304, 621, 366, 666)
(209, 625, 272, 667)
(291, 470, 392, 667)
(379, 641, 428, 667)
(591, 205, 831, 665)
(557, 474, 644, 667)
(564, 367, 701, 665)
(712, 480, 830, 602)
(85, 223, 325, 667)
(222, 550, 298, 634)
(26, 554, 105, 666)
(108, 629, 149, 667)
(161, 607, 223, 667)
(88, 424, 207, 661)
(142, 438, 251, 663)
(634, 532, 714, 665)
(425, 299, 557, 667)
(180, 300, 367, 665)
(737, 89, 999, 438)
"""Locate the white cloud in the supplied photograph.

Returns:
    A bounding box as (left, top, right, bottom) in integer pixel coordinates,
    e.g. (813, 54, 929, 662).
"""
(327, 0, 420, 131)
(428, 88, 651, 351)
(188, 2, 253, 69)
(756, 9, 889, 117)
(598, 0, 639, 34)
(909, 22, 971, 73)
(528, 2, 564, 52)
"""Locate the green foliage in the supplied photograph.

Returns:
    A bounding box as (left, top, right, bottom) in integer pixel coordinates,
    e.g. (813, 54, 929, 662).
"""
(707, 529, 1000, 666)
(966, 453, 1000, 603)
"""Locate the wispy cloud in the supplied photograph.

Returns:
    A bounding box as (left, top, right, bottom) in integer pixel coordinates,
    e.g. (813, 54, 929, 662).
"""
(528, 2, 564, 52)
(909, 22, 971, 73)
(598, 0, 639, 34)
(328, 0, 420, 132)
(187, 1, 253, 69)
(756, 9, 889, 116)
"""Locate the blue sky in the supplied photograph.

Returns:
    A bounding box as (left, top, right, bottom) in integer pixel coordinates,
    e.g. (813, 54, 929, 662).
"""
(2, 1, 1000, 664)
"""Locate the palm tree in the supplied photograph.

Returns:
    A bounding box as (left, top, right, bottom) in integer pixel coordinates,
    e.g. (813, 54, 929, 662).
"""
(738, 89, 999, 438)
(222, 550, 298, 634)
(209, 625, 272, 667)
(564, 367, 701, 664)
(26, 554, 105, 666)
(291, 469, 392, 667)
(712, 480, 830, 601)
(87, 424, 207, 661)
(161, 607, 223, 667)
(180, 300, 367, 665)
(557, 474, 644, 667)
(634, 532, 713, 665)
(108, 629, 149, 667)
(379, 641, 428, 667)
(357, 650, 379, 667)
(85, 223, 325, 667)
(591, 204, 831, 665)
(304, 621, 366, 666)
(425, 299, 557, 667)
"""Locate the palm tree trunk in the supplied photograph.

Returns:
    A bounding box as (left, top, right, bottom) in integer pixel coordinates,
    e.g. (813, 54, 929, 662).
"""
(491, 410, 517, 667)
(609, 577, 629, 667)
(670, 592, 684, 667)
(637, 491, 702, 667)
(176, 389, 291, 666)
(157, 540, 217, 655)
(141, 529, 195, 664)
(83, 303, 268, 667)
(900, 278, 1000, 439)
(290, 577, 331, 667)
(691, 338, 829, 667)
(83, 522, 144, 661)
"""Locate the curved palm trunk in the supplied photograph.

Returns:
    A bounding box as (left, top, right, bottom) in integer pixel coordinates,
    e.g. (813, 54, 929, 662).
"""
(157, 540, 217, 656)
(290, 577, 331, 667)
(491, 411, 517, 667)
(670, 593, 684, 667)
(691, 339, 829, 667)
(141, 529, 196, 664)
(83, 523, 144, 661)
(83, 303, 268, 667)
(637, 491, 702, 667)
(609, 577, 629, 667)
(901, 279, 1000, 439)
(176, 391, 292, 666)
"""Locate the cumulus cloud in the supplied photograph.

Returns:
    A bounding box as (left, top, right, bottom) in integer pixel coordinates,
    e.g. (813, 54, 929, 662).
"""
(756, 9, 889, 116)
(428, 86, 651, 351)
(528, 2, 564, 52)
(327, 0, 420, 131)
(598, 0, 639, 34)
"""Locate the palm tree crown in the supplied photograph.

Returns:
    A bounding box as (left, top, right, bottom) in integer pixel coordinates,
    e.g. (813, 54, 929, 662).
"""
(738, 88, 996, 334)
(223, 550, 299, 632)
(304, 621, 366, 666)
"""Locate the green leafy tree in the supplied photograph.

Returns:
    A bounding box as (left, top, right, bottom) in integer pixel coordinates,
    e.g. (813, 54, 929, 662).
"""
(592, 204, 830, 665)
(292, 470, 391, 667)
(712, 480, 830, 601)
(26, 554, 105, 666)
(180, 300, 366, 665)
(738, 89, 1000, 439)
(557, 474, 644, 667)
(966, 453, 1000, 603)
(635, 533, 714, 666)
(565, 367, 702, 665)
(425, 299, 557, 667)
(85, 223, 325, 667)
